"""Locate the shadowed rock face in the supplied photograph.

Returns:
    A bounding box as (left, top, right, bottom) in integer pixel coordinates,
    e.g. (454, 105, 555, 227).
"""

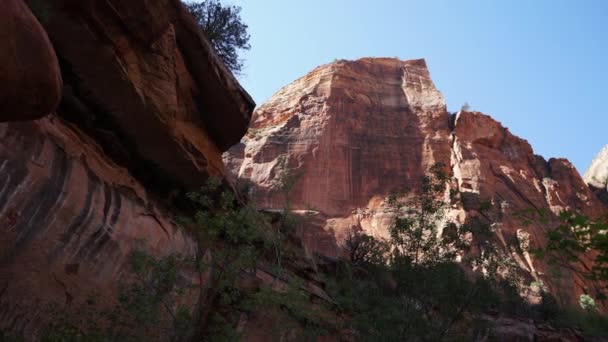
(0, 0, 62, 121)
(0, 119, 197, 335)
(29, 0, 254, 188)
(0, 0, 254, 336)
(584, 145, 608, 205)
(225, 57, 606, 307)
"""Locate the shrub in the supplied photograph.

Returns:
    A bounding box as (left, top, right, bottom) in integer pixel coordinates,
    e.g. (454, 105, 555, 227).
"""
(579, 294, 597, 312)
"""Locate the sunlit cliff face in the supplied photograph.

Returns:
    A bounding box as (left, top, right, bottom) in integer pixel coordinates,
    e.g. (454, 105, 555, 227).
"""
(225, 57, 606, 308)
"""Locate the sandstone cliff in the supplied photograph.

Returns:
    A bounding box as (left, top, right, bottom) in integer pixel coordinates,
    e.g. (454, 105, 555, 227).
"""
(0, 0, 253, 337)
(225, 57, 607, 308)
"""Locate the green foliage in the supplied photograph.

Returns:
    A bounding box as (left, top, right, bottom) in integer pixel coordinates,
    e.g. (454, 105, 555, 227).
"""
(327, 256, 506, 341)
(112, 250, 193, 341)
(537, 211, 608, 292)
(329, 164, 521, 341)
(387, 163, 469, 266)
(268, 156, 305, 274)
(40, 249, 194, 342)
(37, 177, 276, 341)
(550, 307, 608, 337)
(181, 177, 274, 340)
(0, 330, 24, 342)
(579, 294, 597, 312)
(250, 282, 331, 340)
(41, 301, 112, 342)
(186, 0, 251, 74)
(344, 229, 389, 266)
(518, 208, 608, 335)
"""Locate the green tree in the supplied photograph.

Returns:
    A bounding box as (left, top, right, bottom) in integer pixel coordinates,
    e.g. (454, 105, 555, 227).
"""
(182, 177, 273, 341)
(186, 0, 251, 74)
(332, 164, 503, 341)
(387, 163, 468, 266)
(538, 211, 608, 295)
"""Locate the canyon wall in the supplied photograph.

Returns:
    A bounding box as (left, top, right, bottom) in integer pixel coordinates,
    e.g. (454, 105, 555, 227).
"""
(0, 0, 254, 337)
(226, 57, 606, 307)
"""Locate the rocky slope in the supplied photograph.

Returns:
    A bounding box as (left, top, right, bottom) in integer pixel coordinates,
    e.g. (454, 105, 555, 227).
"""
(0, 0, 253, 337)
(584, 144, 608, 204)
(226, 57, 607, 308)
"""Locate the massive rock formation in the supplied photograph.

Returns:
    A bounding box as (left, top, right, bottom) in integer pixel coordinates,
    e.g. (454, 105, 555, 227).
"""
(226, 57, 606, 307)
(584, 144, 608, 204)
(0, 0, 254, 337)
(225, 58, 452, 256)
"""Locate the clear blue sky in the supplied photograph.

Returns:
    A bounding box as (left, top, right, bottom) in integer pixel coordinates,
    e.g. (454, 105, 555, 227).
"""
(229, 0, 607, 174)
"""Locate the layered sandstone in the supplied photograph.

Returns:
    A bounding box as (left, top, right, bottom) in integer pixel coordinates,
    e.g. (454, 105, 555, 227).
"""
(226, 57, 606, 307)
(0, 118, 197, 335)
(225, 58, 452, 255)
(0, 0, 254, 337)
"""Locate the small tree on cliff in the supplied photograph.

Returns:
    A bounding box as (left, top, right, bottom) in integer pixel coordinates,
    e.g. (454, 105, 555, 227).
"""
(186, 0, 250, 74)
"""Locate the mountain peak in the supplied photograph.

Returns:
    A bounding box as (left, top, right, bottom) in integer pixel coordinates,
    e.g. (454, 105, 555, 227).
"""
(584, 144, 608, 189)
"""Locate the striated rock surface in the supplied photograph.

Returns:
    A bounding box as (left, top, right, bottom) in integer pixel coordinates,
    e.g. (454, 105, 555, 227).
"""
(226, 57, 607, 307)
(0, 0, 254, 337)
(584, 144, 608, 205)
(0, 0, 62, 121)
(226, 58, 452, 256)
(0, 118, 197, 336)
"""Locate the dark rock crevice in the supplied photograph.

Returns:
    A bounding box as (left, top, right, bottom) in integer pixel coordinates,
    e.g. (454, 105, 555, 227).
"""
(56, 55, 187, 202)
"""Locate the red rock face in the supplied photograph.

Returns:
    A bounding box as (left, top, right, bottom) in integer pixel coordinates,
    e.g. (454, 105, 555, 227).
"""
(226, 58, 606, 306)
(0, 0, 254, 336)
(452, 111, 606, 308)
(0, 0, 62, 121)
(226, 58, 452, 255)
(34, 0, 254, 187)
(0, 118, 197, 336)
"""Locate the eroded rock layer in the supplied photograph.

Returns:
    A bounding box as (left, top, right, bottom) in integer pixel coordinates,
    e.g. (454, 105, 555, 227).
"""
(226, 57, 606, 307)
